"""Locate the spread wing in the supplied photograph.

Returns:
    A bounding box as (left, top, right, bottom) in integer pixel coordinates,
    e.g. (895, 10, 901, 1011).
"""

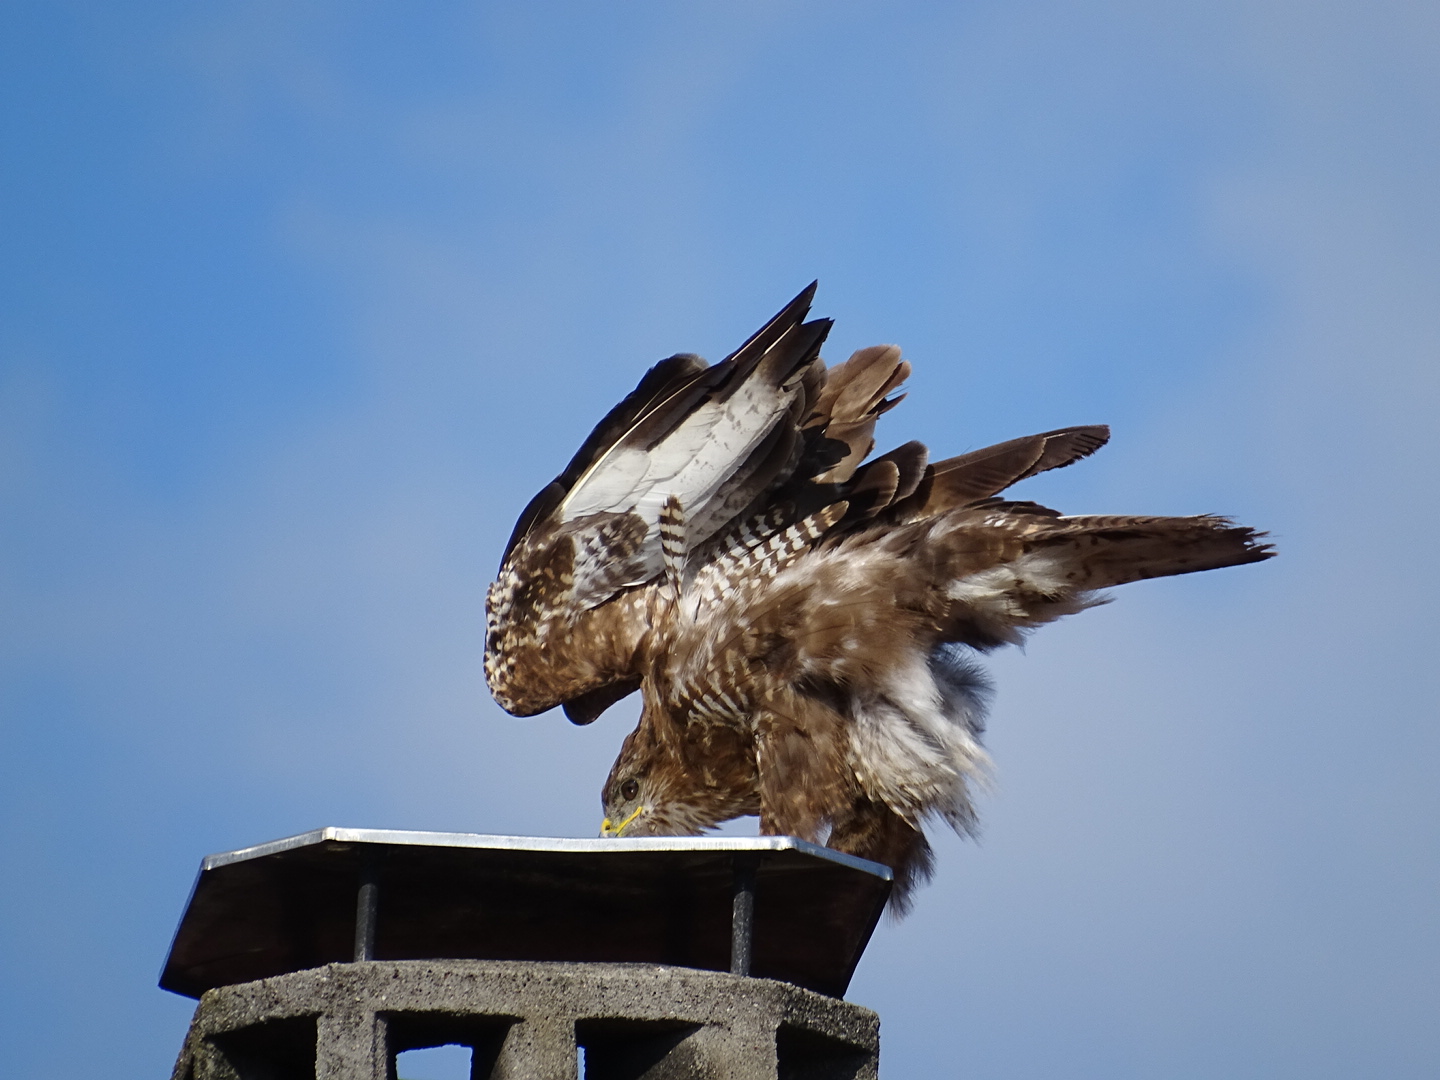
(487, 286, 943, 722)
(486, 285, 1261, 723)
(486, 284, 839, 719)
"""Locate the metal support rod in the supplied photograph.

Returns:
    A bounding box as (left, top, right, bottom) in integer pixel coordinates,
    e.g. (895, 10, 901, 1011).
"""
(353, 854, 379, 962)
(730, 854, 757, 976)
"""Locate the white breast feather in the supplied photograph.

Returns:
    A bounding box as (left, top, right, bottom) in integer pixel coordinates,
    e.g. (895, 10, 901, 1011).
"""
(848, 654, 991, 825)
(945, 551, 1070, 612)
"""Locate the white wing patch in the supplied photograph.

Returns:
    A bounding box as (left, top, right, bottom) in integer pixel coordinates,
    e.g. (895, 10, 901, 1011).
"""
(558, 371, 799, 543)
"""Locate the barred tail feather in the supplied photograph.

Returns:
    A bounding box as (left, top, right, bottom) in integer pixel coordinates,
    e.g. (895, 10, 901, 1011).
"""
(1038, 514, 1274, 588)
(934, 511, 1273, 646)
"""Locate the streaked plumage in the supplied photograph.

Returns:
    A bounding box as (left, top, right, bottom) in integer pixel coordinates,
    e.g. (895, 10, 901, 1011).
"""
(485, 285, 1273, 909)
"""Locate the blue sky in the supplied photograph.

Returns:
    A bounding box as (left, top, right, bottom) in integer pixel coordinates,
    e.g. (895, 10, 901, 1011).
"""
(2, 3, 1437, 1077)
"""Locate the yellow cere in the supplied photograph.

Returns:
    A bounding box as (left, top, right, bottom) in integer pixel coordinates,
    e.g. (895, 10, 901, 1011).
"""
(601, 805, 645, 837)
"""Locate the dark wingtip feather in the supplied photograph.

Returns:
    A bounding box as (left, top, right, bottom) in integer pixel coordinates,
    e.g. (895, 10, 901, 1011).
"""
(917, 424, 1113, 518)
(720, 282, 819, 366)
(1017, 424, 1111, 481)
(500, 481, 568, 567)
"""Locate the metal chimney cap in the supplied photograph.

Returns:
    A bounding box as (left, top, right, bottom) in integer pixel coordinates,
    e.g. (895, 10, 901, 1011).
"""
(161, 828, 892, 1000)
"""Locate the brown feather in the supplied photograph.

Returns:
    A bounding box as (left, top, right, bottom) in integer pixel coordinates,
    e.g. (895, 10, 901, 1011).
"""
(753, 690, 854, 842)
(1018, 424, 1110, 480)
(807, 345, 910, 483)
(924, 436, 1047, 510)
(902, 424, 1111, 520)
(845, 459, 901, 519)
(1030, 514, 1274, 587)
(871, 440, 929, 503)
(827, 796, 934, 917)
(562, 678, 642, 725)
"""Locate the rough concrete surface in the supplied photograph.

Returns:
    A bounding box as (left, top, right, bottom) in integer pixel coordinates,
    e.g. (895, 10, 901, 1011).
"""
(170, 959, 879, 1080)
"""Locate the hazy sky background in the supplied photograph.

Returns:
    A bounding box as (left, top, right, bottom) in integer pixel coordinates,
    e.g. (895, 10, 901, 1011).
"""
(2, 3, 1437, 1077)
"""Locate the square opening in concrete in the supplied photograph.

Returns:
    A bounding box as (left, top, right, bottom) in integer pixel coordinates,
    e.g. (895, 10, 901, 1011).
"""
(776, 1023, 873, 1080)
(576, 1018, 706, 1080)
(386, 1010, 516, 1080)
(201, 1015, 317, 1080)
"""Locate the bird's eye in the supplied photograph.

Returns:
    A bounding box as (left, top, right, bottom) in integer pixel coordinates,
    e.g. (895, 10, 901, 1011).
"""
(620, 779, 639, 801)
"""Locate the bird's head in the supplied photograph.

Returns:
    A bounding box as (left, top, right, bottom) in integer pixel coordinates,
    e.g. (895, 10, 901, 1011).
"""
(600, 722, 752, 837)
(599, 772, 651, 837)
(599, 726, 680, 837)
(596, 720, 766, 846)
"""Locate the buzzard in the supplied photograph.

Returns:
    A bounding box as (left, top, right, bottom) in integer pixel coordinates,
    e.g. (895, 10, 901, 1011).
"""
(485, 285, 1271, 909)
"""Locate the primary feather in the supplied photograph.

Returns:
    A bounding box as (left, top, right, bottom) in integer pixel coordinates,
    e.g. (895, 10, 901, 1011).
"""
(485, 286, 1273, 911)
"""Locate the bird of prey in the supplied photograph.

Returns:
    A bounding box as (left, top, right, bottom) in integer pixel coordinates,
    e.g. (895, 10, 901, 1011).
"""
(485, 284, 1272, 909)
